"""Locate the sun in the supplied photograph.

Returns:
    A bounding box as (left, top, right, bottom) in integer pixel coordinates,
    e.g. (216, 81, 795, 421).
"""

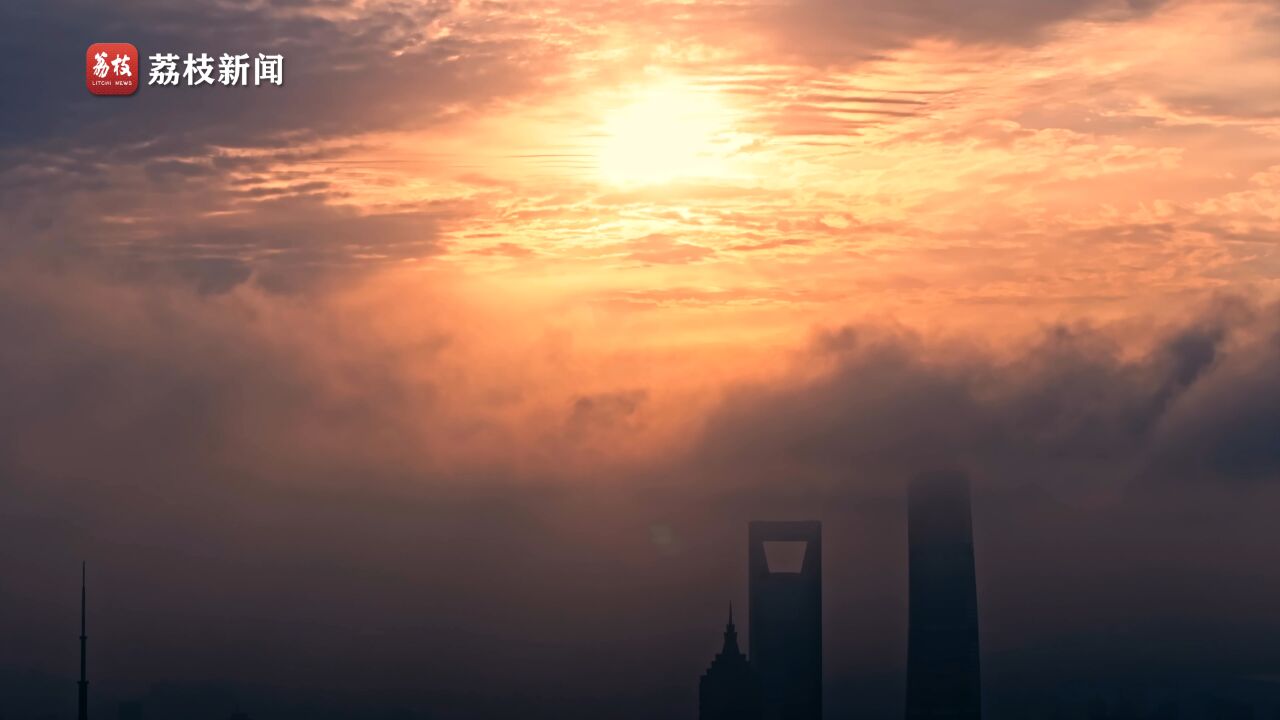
(595, 81, 738, 185)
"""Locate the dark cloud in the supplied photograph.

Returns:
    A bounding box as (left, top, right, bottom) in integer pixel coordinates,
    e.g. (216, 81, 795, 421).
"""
(760, 0, 1172, 63)
(694, 300, 1276, 494)
(567, 389, 649, 434)
(172, 257, 254, 295)
(0, 0, 542, 160)
(0, 153, 448, 294)
(0, 0, 506, 292)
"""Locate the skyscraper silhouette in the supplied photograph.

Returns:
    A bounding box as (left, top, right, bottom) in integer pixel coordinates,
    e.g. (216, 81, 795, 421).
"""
(748, 521, 821, 720)
(79, 561, 89, 720)
(905, 471, 981, 720)
(700, 605, 763, 720)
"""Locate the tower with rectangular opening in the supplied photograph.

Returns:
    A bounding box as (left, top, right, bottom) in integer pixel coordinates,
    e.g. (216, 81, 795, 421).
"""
(748, 520, 821, 720)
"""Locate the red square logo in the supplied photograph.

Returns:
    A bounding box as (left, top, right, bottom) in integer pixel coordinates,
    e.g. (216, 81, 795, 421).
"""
(86, 43, 139, 96)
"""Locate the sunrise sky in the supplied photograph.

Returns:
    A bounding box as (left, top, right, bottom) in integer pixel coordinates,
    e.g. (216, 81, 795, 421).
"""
(3, 1, 1280, 718)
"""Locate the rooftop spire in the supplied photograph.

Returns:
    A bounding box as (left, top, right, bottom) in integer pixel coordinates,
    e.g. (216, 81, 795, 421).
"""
(720, 602, 742, 657)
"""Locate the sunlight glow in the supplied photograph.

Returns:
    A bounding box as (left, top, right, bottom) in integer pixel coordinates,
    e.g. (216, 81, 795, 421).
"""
(595, 81, 740, 185)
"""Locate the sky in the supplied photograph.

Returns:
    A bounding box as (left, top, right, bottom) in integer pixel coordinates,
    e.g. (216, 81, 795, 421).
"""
(2, 0, 1280, 718)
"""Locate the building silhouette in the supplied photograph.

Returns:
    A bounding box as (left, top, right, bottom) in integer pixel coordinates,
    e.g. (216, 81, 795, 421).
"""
(905, 471, 981, 720)
(700, 605, 763, 720)
(79, 562, 89, 720)
(748, 521, 821, 720)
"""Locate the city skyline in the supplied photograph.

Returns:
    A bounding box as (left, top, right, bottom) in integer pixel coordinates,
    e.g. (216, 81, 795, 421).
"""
(15, 478, 1280, 719)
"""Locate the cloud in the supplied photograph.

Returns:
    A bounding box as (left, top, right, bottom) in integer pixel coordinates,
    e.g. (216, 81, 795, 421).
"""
(694, 299, 1280, 495)
(751, 0, 1172, 65)
(567, 389, 649, 434)
(0, 0, 540, 158)
(4, 262, 1280, 717)
(621, 234, 717, 265)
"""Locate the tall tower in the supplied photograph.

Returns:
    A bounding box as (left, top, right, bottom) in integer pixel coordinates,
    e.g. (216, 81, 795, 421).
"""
(699, 604, 763, 720)
(79, 561, 89, 720)
(748, 521, 821, 720)
(905, 471, 981, 720)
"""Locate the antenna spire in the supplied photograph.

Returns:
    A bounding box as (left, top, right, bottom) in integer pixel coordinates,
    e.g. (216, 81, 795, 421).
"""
(78, 562, 88, 720)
